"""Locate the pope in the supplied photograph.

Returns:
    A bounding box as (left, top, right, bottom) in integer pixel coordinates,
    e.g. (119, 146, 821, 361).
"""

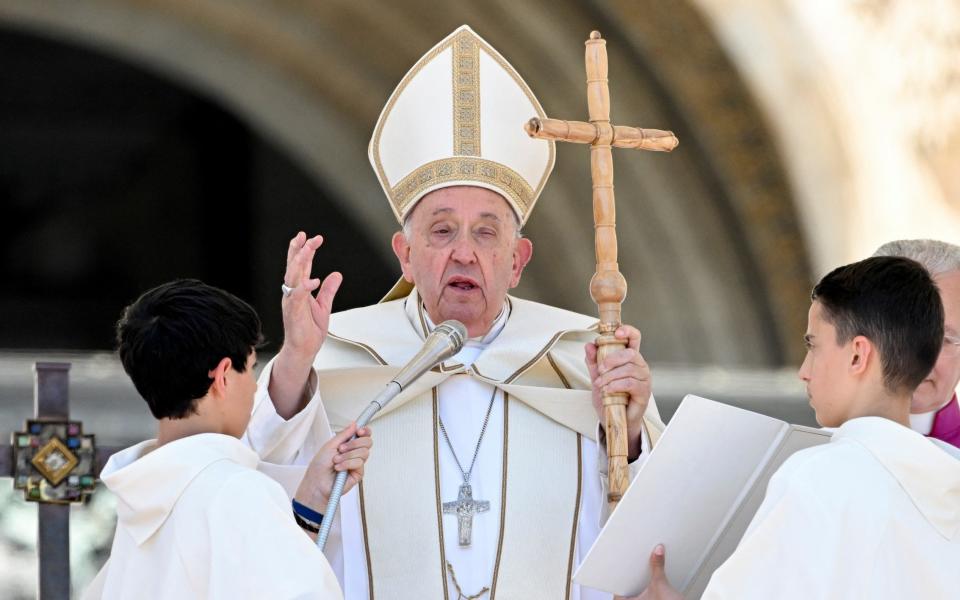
(245, 25, 665, 600)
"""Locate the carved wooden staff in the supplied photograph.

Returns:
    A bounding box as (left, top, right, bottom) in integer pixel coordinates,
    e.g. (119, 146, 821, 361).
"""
(525, 31, 678, 507)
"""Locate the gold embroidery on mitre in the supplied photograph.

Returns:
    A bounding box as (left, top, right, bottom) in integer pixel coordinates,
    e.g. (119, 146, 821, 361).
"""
(392, 157, 533, 220)
(453, 31, 481, 157)
(370, 26, 556, 225)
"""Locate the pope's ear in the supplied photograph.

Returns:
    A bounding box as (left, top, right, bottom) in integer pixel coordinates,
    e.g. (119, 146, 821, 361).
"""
(510, 237, 533, 287)
(391, 231, 414, 283)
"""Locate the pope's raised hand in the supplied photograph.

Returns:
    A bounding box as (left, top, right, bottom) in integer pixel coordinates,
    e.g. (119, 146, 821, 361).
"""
(281, 232, 343, 361)
(584, 325, 652, 460)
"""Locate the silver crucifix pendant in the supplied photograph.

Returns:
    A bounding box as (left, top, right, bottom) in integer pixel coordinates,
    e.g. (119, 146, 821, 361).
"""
(442, 483, 490, 546)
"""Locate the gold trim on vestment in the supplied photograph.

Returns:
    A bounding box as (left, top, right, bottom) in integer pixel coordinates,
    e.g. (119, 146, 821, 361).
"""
(471, 363, 490, 381)
(415, 298, 429, 338)
(565, 434, 583, 600)
(453, 31, 480, 157)
(358, 481, 375, 599)
(503, 322, 599, 384)
(546, 352, 573, 390)
(435, 389, 509, 598)
(326, 333, 389, 366)
(489, 393, 509, 599)
(431, 389, 451, 598)
(548, 351, 584, 600)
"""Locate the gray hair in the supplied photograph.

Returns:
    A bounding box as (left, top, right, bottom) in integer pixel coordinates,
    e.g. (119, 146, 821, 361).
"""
(872, 239, 960, 277)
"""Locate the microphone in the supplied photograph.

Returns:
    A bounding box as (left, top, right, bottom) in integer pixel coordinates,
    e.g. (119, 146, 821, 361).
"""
(392, 320, 468, 389)
(315, 320, 467, 549)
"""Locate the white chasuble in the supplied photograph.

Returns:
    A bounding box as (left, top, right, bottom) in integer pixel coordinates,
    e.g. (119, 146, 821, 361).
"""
(245, 289, 665, 600)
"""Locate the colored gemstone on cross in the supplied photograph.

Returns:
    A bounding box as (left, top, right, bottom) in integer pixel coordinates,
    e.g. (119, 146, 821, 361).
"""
(31, 438, 79, 486)
(13, 416, 99, 504)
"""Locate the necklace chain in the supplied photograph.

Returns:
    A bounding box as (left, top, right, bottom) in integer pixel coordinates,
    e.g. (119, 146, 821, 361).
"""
(446, 560, 489, 599)
(438, 387, 497, 484)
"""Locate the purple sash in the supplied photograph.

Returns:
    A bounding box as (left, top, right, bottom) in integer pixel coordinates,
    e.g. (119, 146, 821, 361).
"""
(930, 394, 960, 448)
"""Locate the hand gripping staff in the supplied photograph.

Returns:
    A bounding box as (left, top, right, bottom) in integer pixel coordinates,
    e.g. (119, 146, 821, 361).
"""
(315, 320, 468, 549)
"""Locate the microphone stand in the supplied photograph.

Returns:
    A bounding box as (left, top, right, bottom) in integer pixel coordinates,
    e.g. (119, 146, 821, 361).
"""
(314, 382, 400, 550)
(315, 320, 466, 550)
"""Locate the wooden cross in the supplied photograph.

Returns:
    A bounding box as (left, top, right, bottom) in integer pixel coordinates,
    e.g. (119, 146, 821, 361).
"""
(442, 483, 490, 546)
(1, 362, 120, 600)
(525, 31, 678, 508)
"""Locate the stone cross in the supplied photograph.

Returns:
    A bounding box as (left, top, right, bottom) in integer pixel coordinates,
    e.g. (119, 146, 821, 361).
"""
(524, 31, 678, 508)
(442, 483, 490, 546)
(1, 362, 119, 600)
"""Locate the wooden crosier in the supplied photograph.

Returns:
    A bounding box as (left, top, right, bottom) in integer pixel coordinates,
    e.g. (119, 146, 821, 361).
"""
(525, 31, 678, 507)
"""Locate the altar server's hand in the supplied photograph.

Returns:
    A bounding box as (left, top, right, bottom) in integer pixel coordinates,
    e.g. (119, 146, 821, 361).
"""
(618, 545, 683, 600)
(295, 423, 372, 511)
(585, 324, 651, 459)
(281, 231, 342, 361)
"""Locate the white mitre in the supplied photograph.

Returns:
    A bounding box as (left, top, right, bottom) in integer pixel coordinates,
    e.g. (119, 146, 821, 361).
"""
(369, 24, 555, 227)
(370, 25, 555, 302)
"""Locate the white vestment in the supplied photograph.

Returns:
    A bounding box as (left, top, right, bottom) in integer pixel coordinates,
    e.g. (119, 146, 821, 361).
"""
(82, 433, 342, 600)
(245, 290, 665, 600)
(703, 416, 960, 599)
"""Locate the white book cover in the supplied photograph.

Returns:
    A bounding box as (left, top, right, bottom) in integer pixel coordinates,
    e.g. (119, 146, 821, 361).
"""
(573, 394, 832, 598)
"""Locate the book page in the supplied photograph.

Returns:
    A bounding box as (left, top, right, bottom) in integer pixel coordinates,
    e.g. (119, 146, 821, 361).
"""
(682, 425, 831, 598)
(573, 395, 831, 597)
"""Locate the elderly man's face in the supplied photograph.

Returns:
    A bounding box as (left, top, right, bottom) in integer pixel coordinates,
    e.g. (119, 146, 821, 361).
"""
(912, 269, 960, 413)
(391, 186, 533, 337)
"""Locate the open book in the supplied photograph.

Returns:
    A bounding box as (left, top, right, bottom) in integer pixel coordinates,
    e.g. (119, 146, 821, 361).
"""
(573, 395, 832, 598)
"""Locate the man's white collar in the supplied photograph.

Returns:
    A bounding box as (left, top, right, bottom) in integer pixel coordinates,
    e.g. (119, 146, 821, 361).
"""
(418, 299, 510, 367)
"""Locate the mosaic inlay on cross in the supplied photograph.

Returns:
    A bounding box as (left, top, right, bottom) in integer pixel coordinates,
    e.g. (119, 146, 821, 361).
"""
(1, 363, 121, 600)
(524, 31, 679, 508)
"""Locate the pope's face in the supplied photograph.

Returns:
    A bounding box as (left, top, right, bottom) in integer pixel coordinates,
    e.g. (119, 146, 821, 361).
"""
(798, 301, 856, 428)
(911, 269, 960, 413)
(392, 186, 533, 337)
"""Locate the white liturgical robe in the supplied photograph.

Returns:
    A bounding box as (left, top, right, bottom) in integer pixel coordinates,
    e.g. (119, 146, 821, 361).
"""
(703, 416, 960, 599)
(245, 290, 665, 600)
(82, 433, 342, 600)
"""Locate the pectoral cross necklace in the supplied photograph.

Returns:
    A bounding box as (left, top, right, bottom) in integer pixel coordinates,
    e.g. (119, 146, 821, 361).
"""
(439, 387, 496, 547)
(439, 387, 497, 599)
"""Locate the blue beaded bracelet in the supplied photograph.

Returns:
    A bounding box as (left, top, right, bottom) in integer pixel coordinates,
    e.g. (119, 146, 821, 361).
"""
(292, 498, 324, 526)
